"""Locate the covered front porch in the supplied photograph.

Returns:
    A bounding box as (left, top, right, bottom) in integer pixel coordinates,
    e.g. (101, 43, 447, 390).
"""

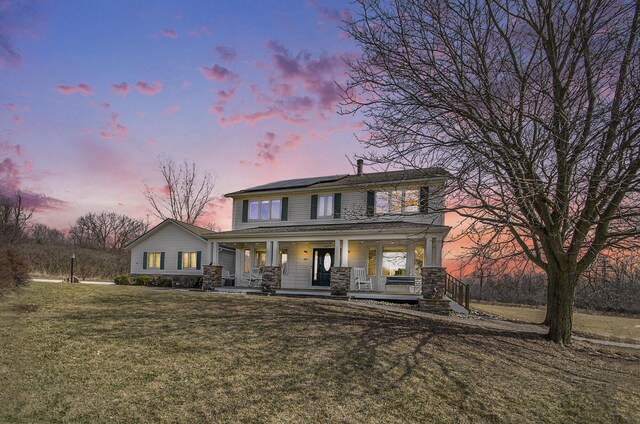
(204, 222, 448, 294)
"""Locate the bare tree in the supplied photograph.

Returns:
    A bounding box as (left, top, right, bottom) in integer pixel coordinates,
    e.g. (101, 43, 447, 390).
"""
(0, 192, 33, 246)
(69, 212, 148, 250)
(341, 0, 640, 344)
(143, 156, 216, 225)
(29, 223, 65, 244)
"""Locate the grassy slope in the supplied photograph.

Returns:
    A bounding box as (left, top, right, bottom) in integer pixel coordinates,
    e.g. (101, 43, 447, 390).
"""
(471, 303, 640, 343)
(1, 283, 639, 423)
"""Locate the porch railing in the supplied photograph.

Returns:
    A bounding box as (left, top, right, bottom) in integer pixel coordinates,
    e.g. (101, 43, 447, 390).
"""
(444, 273, 470, 310)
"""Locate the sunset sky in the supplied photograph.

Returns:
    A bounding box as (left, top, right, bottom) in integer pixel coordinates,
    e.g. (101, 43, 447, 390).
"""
(1, 0, 366, 229)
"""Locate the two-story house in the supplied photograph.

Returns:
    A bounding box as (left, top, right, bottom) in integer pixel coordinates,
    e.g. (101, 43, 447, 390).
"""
(208, 161, 450, 292)
(127, 162, 456, 299)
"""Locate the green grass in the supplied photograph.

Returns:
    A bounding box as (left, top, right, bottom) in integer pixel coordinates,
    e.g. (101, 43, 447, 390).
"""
(1, 283, 639, 423)
(471, 303, 640, 343)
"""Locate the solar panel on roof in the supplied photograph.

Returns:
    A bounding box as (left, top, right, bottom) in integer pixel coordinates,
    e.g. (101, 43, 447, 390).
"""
(241, 174, 348, 193)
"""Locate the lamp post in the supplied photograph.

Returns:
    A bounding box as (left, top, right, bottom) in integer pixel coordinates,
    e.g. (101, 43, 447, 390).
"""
(70, 253, 76, 283)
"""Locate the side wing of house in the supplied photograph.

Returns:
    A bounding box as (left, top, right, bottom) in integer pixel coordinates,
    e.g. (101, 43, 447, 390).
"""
(129, 223, 207, 276)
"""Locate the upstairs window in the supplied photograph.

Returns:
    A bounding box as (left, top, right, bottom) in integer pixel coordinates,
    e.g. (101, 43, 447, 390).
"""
(317, 194, 333, 218)
(249, 199, 281, 221)
(375, 189, 420, 215)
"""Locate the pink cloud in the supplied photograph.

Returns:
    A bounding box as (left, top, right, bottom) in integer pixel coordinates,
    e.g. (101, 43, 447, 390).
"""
(0, 157, 65, 210)
(182, 80, 190, 88)
(148, 139, 159, 145)
(220, 108, 307, 126)
(5, 103, 19, 112)
(162, 29, 177, 38)
(308, 0, 353, 23)
(111, 82, 130, 95)
(99, 113, 128, 142)
(256, 132, 303, 164)
(217, 87, 237, 102)
(163, 104, 181, 116)
(91, 101, 111, 110)
(200, 64, 239, 82)
(0, 141, 22, 156)
(56, 83, 94, 96)
(12, 115, 22, 125)
(265, 40, 346, 109)
(187, 25, 212, 38)
(215, 45, 237, 62)
(134, 81, 162, 95)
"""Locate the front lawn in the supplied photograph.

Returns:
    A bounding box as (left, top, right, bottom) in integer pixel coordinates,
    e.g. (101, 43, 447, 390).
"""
(1, 283, 639, 423)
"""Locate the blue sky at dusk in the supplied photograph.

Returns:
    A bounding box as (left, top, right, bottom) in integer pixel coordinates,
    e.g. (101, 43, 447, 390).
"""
(1, 0, 365, 230)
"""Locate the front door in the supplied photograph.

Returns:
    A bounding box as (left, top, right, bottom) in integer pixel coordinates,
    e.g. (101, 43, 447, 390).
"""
(312, 248, 334, 286)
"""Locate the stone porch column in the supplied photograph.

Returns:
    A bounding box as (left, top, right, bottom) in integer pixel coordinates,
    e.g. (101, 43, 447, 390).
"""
(330, 267, 351, 296)
(202, 265, 223, 290)
(260, 265, 282, 293)
(421, 266, 446, 299)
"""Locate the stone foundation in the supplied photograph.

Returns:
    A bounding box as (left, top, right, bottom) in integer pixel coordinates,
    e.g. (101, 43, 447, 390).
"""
(202, 265, 223, 290)
(260, 266, 282, 293)
(418, 299, 453, 315)
(421, 267, 446, 299)
(330, 267, 351, 296)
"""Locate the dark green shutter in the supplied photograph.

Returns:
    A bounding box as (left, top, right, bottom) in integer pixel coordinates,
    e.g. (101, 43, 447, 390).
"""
(366, 191, 375, 217)
(281, 197, 288, 221)
(196, 251, 202, 270)
(419, 186, 429, 213)
(177, 251, 182, 270)
(333, 193, 341, 219)
(160, 252, 165, 270)
(241, 200, 249, 222)
(310, 195, 318, 219)
(143, 252, 148, 269)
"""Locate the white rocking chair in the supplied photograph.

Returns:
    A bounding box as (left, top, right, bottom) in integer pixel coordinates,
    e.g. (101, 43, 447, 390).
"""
(222, 269, 236, 286)
(243, 268, 262, 288)
(353, 267, 373, 291)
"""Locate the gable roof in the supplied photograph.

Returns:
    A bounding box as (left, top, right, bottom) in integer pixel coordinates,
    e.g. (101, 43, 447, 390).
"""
(124, 218, 210, 250)
(225, 167, 448, 197)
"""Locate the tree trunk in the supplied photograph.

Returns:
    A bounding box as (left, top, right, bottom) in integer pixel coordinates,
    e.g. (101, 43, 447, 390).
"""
(545, 269, 577, 345)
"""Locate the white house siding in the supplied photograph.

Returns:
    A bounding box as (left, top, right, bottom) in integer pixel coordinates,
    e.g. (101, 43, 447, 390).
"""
(231, 184, 445, 230)
(130, 223, 207, 276)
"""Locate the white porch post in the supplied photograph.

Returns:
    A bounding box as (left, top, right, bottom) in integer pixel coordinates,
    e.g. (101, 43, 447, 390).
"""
(211, 241, 220, 265)
(435, 235, 443, 267)
(334, 239, 341, 267)
(235, 249, 242, 279)
(265, 241, 273, 266)
(341, 239, 349, 267)
(407, 242, 415, 276)
(272, 240, 280, 266)
(206, 241, 213, 265)
(425, 236, 434, 267)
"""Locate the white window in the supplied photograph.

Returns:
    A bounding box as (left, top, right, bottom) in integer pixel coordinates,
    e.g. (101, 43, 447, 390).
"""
(382, 246, 407, 276)
(182, 252, 197, 269)
(318, 194, 333, 217)
(376, 189, 420, 215)
(249, 199, 281, 221)
(147, 252, 162, 269)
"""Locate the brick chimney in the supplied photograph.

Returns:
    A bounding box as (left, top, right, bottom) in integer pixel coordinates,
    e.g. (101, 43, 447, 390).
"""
(357, 159, 364, 176)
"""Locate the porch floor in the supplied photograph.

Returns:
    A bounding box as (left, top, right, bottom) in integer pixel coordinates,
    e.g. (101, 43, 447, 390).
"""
(215, 286, 422, 302)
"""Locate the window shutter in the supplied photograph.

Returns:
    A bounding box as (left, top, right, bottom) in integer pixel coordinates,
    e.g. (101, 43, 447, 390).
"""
(160, 252, 165, 270)
(177, 251, 182, 270)
(241, 200, 249, 222)
(281, 197, 288, 221)
(419, 186, 429, 213)
(143, 252, 148, 270)
(366, 191, 375, 217)
(333, 193, 341, 219)
(196, 251, 202, 270)
(310, 195, 318, 219)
